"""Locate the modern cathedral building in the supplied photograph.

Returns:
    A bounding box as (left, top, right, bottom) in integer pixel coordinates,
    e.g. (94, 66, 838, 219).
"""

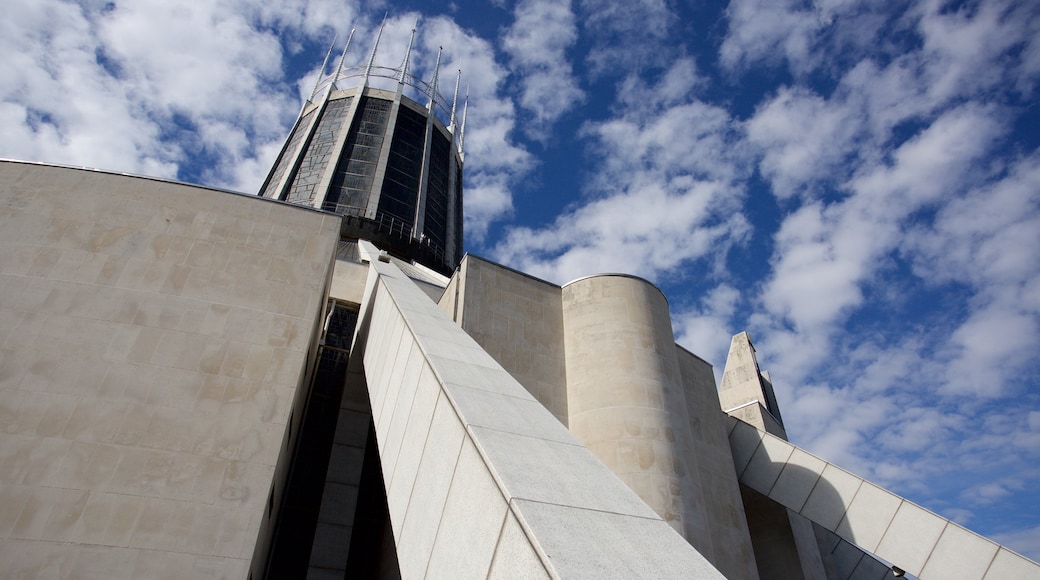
(0, 27, 1036, 580)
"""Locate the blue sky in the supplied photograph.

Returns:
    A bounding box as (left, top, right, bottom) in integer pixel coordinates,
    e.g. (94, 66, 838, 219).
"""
(4, 0, 1039, 561)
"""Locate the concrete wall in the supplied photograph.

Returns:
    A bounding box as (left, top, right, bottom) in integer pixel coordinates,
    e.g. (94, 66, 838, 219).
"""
(562, 275, 704, 542)
(0, 162, 339, 578)
(356, 244, 725, 578)
(330, 258, 369, 306)
(442, 262, 760, 578)
(676, 347, 761, 579)
(445, 256, 568, 425)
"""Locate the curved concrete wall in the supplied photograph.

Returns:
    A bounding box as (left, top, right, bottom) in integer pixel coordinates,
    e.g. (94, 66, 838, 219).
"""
(562, 275, 704, 539)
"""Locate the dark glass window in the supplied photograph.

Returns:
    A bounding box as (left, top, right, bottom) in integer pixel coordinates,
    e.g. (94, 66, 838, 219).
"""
(422, 130, 451, 257)
(324, 97, 392, 216)
(377, 105, 426, 228)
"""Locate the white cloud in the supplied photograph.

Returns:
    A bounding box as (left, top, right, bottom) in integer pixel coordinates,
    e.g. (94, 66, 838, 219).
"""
(502, 0, 584, 139)
(747, 87, 861, 199)
(902, 152, 1040, 396)
(720, 0, 826, 73)
(0, 0, 320, 190)
(0, 0, 182, 177)
(760, 105, 1006, 364)
(674, 284, 742, 375)
(731, 5, 1040, 510)
(616, 57, 704, 112)
(914, 0, 1031, 105)
(578, 0, 674, 77)
(721, 0, 1037, 109)
(0, 2, 535, 239)
(746, 106, 1037, 503)
(492, 59, 751, 284)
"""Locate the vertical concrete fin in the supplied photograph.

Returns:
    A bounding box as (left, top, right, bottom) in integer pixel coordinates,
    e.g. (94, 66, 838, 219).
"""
(720, 331, 785, 437)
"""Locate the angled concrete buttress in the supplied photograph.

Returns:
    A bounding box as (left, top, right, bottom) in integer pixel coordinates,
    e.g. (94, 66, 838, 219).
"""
(349, 241, 726, 579)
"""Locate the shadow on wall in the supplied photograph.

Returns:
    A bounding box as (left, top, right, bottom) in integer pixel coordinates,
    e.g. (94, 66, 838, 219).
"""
(739, 458, 907, 580)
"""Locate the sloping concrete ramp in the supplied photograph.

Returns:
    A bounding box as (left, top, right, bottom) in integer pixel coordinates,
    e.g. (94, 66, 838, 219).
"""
(352, 241, 725, 579)
(728, 418, 1040, 580)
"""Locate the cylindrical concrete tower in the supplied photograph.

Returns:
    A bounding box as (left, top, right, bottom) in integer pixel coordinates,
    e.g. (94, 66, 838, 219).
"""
(562, 274, 706, 540)
(259, 25, 465, 275)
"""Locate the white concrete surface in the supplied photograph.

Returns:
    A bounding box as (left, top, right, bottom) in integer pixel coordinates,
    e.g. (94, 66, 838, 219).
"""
(728, 418, 1040, 579)
(563, 275, 703, 540)
(0, 161, 340, 578)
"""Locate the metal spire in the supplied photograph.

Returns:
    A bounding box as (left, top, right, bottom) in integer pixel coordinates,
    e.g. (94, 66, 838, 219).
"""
(363, 14, 387, 85)
(449, 69, 461, 132)
(427, 46, 443, 111)
(310, 33, 338, 101)
(332, 25, 356, 85)
(458, 87, 469, 155)
(399, 19, 418, 83)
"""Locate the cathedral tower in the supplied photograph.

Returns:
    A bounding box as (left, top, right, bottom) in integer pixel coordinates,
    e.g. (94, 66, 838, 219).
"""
(259, 22, 465, 275)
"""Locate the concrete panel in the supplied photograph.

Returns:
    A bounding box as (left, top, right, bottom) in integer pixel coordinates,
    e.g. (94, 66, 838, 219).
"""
(874, 501, 946, 576)
(444, 383, 575, 444)
(487, 510, 551, 580)
(393, 392, 465, 576)
(836, 482, 901, 552)
(426, 437, 509, 579)
(470, 426, 659, 519)
(369, 316, 407, 421)
(730, 419, 764, 477)
(729, 424, 1033, 580)
(451, 257, 568, 424)
(416, 334, 504, 370)
(741, 433, 794, 493)
(386, 364, 441, 514)
(802, 464, 863, 530)
(562, 274, 703, 538)
(769, 448, 826, 511)
(379, 329, 420, 436)
(379, 345, 430, 481)
(920, 522, 999, 580)
(982, 547, 1038, 580)
(361, 256, 728, 579)
(376, 339, 423, 443)
(362, 292, 396, 388)
(329, 258, 368, 304)
(427, 354, 536, 401)
(513, 498, 725, 579)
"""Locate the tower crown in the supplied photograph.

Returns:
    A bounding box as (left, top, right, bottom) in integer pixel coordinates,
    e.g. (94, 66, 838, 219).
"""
(260, 24, 465, 275)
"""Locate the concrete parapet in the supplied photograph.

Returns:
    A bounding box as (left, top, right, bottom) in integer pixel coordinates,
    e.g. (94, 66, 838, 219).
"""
(727, 418, 1040, 579)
